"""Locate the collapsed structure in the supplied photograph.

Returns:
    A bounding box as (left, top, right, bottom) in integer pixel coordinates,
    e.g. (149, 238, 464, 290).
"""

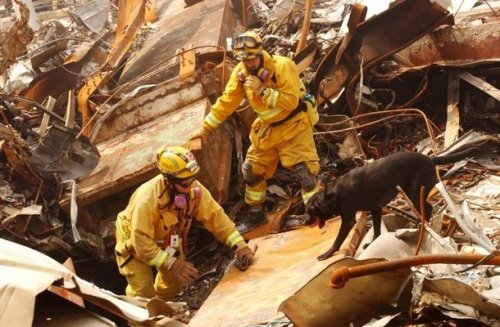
(1, 0, 499, 326)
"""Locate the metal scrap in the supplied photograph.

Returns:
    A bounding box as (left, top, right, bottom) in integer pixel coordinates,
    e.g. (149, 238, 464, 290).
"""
(313, 0, 454, 114)
(0, 0, 499, 325)
(0, 0, 34, 75)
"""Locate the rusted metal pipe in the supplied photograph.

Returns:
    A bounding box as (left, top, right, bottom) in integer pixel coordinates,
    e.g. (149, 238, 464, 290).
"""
(330, 254, 500, 289)
(242, 0, 248, 31)
(295, 0, 313, 56)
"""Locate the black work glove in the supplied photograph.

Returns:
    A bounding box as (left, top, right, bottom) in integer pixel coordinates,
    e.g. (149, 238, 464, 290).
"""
(234, 245, 254, 271)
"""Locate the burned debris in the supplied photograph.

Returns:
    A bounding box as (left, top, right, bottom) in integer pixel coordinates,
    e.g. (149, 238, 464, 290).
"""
(1, 0, 500, 326)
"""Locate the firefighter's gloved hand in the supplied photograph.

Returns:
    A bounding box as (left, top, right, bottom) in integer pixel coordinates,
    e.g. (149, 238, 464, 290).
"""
(188, 125, 212, 144)
(234, 245, 254, 271)
(170, 258, 199, 284)
(244, 75, 262, 93)
(115, 242, 130, 257)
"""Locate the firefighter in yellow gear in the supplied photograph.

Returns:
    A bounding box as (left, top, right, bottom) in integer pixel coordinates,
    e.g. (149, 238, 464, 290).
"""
(115, 146, 254, 300)
(191, 30, 320, 230)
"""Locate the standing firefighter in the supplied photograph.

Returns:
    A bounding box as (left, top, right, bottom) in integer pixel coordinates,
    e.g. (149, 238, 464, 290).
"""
(115, 146, 254, 300)
(190, 30, 320, 231)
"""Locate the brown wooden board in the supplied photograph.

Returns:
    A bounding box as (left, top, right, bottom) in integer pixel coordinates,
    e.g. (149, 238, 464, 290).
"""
(189, 220, 344, 327)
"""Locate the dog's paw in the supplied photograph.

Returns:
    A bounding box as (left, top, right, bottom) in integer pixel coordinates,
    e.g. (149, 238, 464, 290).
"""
(317, 250, 335, 261)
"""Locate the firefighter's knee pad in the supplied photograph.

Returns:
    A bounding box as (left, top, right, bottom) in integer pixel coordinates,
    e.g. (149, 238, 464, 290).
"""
(292, 163, 317, 192)
(242, 161, 263, 187)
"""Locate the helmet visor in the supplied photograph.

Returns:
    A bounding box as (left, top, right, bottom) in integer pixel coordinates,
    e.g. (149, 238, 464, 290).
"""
(233, 35, 260, 51)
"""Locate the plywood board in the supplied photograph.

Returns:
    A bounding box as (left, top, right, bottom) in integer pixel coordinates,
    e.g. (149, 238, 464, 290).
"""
(189, 220, 344, 327)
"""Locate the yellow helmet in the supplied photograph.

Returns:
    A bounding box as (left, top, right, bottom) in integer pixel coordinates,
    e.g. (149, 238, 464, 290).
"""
(156, 146, 200, 179)
(233, 30, 263, 61)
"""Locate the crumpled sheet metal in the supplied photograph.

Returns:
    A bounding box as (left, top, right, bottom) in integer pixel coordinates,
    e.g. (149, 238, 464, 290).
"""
(1, 204, 42, 229)
(71, 0, 109, 33)
(279, 257, 413, 327)
(2, 139, 42, 187)
(294, 42, 320, 74)
(189, 222, 344, 327)
(313, 0, 453, 113)
(388, 20, 500, 75)
(0, 1, 33, 75)
(2, 97, 100, 182)
(18, 40, 104, 108)
(423, 277, 500, 322)
(118, 0, 237, 84)
(0, 239, 75, 327)
(59, 99, 208, 208)
(279, 215, 500, 327)
(0, 238, 186, 327)
(78, 0, 148, 136)
(27, 125, 100, 181)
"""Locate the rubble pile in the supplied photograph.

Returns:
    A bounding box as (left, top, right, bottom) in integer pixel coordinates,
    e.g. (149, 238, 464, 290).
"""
(0, 0, 499, 326)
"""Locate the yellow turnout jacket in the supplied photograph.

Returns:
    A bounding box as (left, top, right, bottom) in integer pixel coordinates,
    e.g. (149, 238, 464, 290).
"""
(115, 175, 244, 268)
(203, 50, 308, 130)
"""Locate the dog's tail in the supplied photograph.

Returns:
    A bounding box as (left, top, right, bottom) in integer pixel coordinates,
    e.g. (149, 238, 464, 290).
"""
(431, 147, 479, 165)
(431, 134, 499, 165)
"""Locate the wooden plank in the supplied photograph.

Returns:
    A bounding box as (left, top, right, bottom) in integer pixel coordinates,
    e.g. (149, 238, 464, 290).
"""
(189, 220, 345, 327)
(39, 96, 56, 136)
(444, 70, 460, 147)
(458, 71, 500, 101)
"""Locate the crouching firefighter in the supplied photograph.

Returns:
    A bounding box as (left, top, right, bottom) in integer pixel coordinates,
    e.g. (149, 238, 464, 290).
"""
(115, 146, 254, 300)
(189, 30, 321, 232)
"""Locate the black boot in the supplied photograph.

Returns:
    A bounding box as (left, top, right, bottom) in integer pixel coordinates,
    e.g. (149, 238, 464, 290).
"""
(235, 206, 268, 233)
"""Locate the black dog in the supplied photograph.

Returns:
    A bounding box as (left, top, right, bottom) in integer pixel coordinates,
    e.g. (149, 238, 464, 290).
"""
(306, 151, 475, 261)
